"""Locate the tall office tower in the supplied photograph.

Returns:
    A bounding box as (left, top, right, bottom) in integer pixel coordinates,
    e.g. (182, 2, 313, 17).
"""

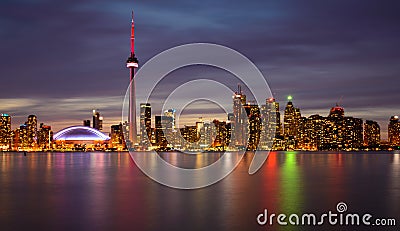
(92, 110, 103, 131)
(0, 114, 10, 146)
(283, 96, 301, 149)
(296, 116, 308, 150)
(243, 103, 261, 150)
(139, 103, 151, 148)
(83, 120, 91, 127)
(126, 11, 139, 146)
(163, 109, 176, 147)
(388, 116, 400, 146)
(260, 98, 281, 150)
(0, 114, 12, 150)
(110, 123, 126, 150)
(18, 124, 29, 149)
(232, 85, 247, 149)
(38, 123, 52, 150)
(266, 97, 281, 136)
(364, 120, 381, 148)
(25, 115, 38, 149)
(155, 116, 173, 149)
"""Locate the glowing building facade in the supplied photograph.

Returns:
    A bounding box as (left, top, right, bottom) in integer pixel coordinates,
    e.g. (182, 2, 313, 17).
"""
(364, 120, 380, 148)
(0, 114, 12, 150)
(139, 103, 152, 148)
(388, 116, 400, 146)
(53, 126, 110, 151)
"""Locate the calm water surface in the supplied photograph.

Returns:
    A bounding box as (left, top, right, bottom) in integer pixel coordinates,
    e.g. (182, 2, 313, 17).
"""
(0, 151, 399, 231)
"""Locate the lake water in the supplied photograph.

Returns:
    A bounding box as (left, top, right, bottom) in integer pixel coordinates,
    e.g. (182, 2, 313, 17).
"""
(0, 151, 399, 231)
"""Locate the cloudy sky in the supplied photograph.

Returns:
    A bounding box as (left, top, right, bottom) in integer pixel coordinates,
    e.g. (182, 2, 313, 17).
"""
(1, 0, 399, 139)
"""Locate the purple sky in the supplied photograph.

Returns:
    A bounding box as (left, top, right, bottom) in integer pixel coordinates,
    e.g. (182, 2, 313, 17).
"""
(1, 0, 400, 139)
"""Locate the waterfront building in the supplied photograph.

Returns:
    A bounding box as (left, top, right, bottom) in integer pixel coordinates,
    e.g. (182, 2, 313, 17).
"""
(388, 116, 400, 146)
(364, 120, 380, 149)
(243, 103, 261, 151)
(211, 120, 231, 151)
(24, 115, 38, 150)
(155, 116, 173, 149)
(343, 116, 363, 150)
(139, 103, 151, 148)
(110, 123, 126, 151)
(38, 123, 52, 150)
(283, 96, 301, 149)
(232, 85, 247, 149)
(53, 126, 109, 151)
(0, 114, 12, 150)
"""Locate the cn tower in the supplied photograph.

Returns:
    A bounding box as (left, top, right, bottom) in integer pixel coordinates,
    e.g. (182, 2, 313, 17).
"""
(126, 11, 139, 147)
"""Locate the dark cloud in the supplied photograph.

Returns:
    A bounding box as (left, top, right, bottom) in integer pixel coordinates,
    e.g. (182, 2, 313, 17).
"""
(0, 0, 400, 138)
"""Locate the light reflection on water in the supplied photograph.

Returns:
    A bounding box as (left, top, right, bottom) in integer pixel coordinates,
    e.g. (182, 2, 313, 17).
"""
(0, 151, 399, 231)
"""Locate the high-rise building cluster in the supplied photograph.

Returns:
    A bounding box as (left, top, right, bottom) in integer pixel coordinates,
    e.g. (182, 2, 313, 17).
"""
(0, 114, 53, 151)
(133, 88, 396, 152)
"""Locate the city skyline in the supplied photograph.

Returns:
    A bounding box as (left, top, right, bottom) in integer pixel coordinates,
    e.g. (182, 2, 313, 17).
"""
(3, 91, 399, 151)
(1, 0, 400, 139)
(1, 95, 400, 140)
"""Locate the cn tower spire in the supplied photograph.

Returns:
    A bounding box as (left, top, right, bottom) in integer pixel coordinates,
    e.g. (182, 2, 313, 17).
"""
(130, 10, 135, 56)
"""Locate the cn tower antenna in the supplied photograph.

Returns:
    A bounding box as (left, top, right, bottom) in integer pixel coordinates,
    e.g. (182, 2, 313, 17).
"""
(130, 10, 135, 57)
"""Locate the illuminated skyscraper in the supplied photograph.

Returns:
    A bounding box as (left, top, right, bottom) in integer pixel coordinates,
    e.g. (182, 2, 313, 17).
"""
(0, 114, 12, 150)
(163, 109, 177, 147)
(364, 120, 380, 148)
(126, 11, 139, 146)
(140, 103, 151, 148)
(388, 116, 400, 146)
(92, 110, 103, 131)
(155, 116, 173, 149)
(110, 123, 126, 151)
(267, 97, 281, 136)
(283, 96, 301, 149)
(16, 124, 29, 150)
(243, 103, 261, 150)
(211, 119, 230, 151)
(326, 105, 345, 150)
(232, 85, 247, 149)
(38, 123, 52, 150)
(26, 115, 38, 149)
(343, 116, 363, 150)
(260, 98, 281, 150)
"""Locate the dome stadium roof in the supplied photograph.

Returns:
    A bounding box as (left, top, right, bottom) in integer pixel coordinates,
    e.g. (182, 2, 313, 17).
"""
(53, 126, 110, 141)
